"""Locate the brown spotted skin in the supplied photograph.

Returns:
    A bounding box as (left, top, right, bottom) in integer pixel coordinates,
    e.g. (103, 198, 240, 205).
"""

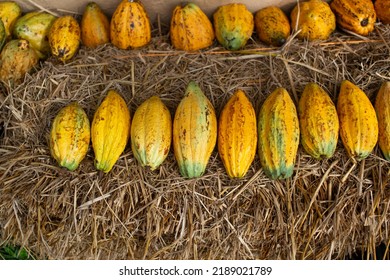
(257, 88, 300, 180)
(50, 102, 90, 171)
(213, 3, 254, 50)
(110, 0, 151, 49)
(298, 83, 339, 159)
(337, 80, 378, 160)
(173, 81, 217, 178)
(170, 3, 215, 51)
(81, 2, 110, 48)
(290, 0, 336, 41)
(49, 16, 81, 62)
(13, 11, 57, 59)
(0, 39, 39, 84)
(0, 1, 21, 40)
(218, 90, 257, 178)
(375, 0, 390, 24)
(91, 90, 131, 173)
(131, 96, 172, 170)
(330, 0, 376, 35)
(375, 81, 390, 161)
(255, 6, 290, 47)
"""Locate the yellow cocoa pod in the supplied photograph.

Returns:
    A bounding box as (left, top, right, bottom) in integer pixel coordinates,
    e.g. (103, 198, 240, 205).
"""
(375, 0, 390, 24)
(0, 1, 21, 39)
(254, 6, 290, 47)
(173, 81, 217, 178)
(110, 0, 151, 49)
(337, 80, 378, 160)
(258, 87, 300, 180)
(0, 19, 7, 51)
(0, 39, 39, 85)
(48, 15, 81, 62)
(50, 102, 90, 171)
(330, 0, 376, 36)
(213, 3, 254, 50)
(218, 89, 257, 178)
(91, 90, 131, 173)
(298, 83, 339, 159)
(375, 81, 390, 161)
(131, 96, 172, 170)
(13, 11, 57, 59)
(170, 3, 215, 51)
(290, 0, 336, 41)
(81, 2, 110, 48)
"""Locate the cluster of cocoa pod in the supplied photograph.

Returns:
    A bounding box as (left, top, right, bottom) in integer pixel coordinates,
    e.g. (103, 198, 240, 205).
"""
(1, 0, 389, 84)
(50, 80, 390, 180)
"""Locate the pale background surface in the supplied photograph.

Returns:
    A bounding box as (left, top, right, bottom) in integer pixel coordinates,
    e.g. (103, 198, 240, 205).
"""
(14, 0, 332, 24)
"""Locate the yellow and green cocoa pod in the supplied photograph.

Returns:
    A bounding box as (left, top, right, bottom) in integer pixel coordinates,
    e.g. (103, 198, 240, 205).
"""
(131, 96, 172, 170)
(170, 2, 215, 51)
(110, 0, 151, 49)
(81, 2, 110, 48)
(0, 19, 6, 51)
(375, 81, 390, 161)
(290, 0, 336, 41)
(337, 80, 378, 160)
(0, 1, 22, 40)
(173, 81, 217, 178)
(298, 83, 339, 159)
(48, 15, 81, 62)
(50, 102, 90, 171)
(213, 3, 254, 50)
(258, 87, 300, 180)
(218, 89, 257, 178)
(13, 11, 57, 59)
(91, 90, 131, 173)
(0, 39, 39, 85)
(254, 6, 291, 47)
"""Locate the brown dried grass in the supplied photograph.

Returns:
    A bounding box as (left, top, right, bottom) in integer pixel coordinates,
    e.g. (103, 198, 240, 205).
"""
(0, 24, 389, 260)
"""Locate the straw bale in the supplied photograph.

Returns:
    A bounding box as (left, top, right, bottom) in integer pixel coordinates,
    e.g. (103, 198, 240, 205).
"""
(0, 24, 389, 260)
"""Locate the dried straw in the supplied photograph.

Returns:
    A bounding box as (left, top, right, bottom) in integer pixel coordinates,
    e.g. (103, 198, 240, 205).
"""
(0, 24, 389, 260)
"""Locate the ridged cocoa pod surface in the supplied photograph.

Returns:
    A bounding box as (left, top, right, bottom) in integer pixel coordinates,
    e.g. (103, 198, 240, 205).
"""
(290, 0, 336, 41)
(170, 3, 215, 51)
(218, 89, 257, 178)
(213, 3, 254, 50)
(91, 90, 131, 173)
(48, 15, 81, 62)
(375, 81, 390, 161)
(81, 2, 110, 48)
(337, 80, 378, 160)
(0, 39, 39, 84)
(298, 83, 339, 159)
(330, 0, 376, 35)
(258, 87, 300, 180)
(173, 81, 217, 178)
(255, 6, 290, 47)
(131, 96, 172, 170)
(110, 0, 151, 49)
(50, 102, 90, 171)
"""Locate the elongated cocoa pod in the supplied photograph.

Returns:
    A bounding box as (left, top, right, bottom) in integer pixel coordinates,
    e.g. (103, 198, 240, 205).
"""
(173, 81, 217, 178)
(337, 80, 378, 160)
(298, 83, 339, 159)
(258, 87, 300, 179)
(131, 96, 172, 170)
(375, 81, 390, 161)
(218, 90, 257, 178)
(91, 90, 131, 173)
